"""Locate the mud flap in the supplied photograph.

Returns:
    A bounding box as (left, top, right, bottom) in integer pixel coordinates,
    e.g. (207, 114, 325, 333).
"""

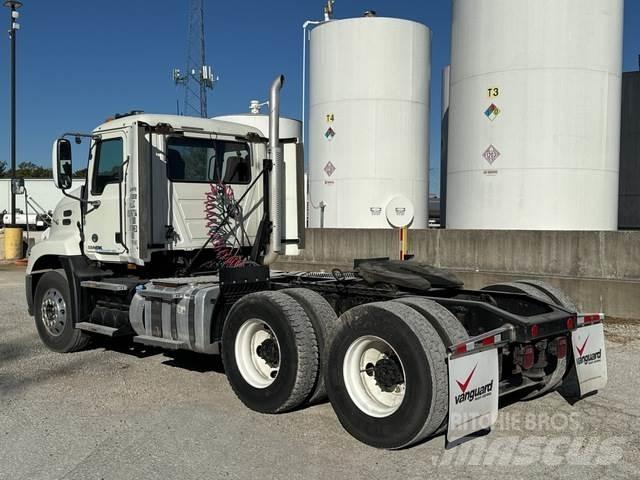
(447, 347, 500, 443)
(572, 322, 607, 396)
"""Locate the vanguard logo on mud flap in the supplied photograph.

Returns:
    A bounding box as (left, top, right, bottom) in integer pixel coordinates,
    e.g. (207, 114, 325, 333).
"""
(454, 364, 494, 405)
(575, 336, 602, 366)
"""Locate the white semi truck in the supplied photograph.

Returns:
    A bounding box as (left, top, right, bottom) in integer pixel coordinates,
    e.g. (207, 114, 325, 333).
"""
(25, 77, 607, 449)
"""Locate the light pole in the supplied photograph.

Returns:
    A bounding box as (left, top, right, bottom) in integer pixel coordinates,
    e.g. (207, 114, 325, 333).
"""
(4, 0, 21, 226)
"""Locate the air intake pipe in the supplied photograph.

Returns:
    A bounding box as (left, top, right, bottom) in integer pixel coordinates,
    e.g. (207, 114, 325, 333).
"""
(263, 75, 284, 265)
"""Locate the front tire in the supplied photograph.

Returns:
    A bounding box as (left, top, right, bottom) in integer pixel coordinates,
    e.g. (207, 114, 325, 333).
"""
(221, 291, 319, 414)
(326, 302, 448, 449)
(34, 270, 90, 353)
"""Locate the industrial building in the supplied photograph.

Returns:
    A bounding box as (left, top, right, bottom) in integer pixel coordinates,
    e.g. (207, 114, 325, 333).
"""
(619, 70, 640, 230)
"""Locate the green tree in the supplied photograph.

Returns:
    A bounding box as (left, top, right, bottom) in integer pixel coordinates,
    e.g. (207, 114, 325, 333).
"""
(15, 161, 52, 178)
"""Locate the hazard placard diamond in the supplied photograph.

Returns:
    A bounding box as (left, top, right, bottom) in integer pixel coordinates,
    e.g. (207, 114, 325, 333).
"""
(324, 161, 336, 177)
(482, 145, 501, 165)
(324, 127, 336, 141)
(484, 103, 501, 121)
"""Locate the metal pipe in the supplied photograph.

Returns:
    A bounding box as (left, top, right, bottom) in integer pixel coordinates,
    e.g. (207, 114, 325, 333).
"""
(302, 20, 322, 145)
(263, 75, 284, 264)
(23, 186, 29, 249)
(319, 201, 325, 228)
(10, 18, 15, 225)
(6, 1, 21, 226)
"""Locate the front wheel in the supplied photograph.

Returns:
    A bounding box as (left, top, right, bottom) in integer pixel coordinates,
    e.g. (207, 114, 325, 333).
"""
(34, 270, 90, 353)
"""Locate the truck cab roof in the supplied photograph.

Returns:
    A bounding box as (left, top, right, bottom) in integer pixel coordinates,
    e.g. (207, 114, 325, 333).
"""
(93, 113, 265, 138)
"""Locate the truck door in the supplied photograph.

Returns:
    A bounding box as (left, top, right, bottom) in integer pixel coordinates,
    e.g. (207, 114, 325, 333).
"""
(84, 130, 128, 259)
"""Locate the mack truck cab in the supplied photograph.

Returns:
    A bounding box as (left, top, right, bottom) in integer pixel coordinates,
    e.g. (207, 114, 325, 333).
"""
(24, 76, 608, 450)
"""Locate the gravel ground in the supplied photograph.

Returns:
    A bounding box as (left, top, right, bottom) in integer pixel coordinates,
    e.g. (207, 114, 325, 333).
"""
(1, 263, 639, 480)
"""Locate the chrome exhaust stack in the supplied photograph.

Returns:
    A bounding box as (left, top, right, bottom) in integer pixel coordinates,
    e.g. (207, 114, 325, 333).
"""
(263, 75, 284, 265)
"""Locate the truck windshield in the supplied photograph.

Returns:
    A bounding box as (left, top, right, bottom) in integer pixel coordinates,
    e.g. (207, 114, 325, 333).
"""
(166, 136, 251, 184)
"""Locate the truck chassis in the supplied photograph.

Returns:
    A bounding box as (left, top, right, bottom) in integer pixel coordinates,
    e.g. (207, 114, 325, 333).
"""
(26, 255, 606, 449)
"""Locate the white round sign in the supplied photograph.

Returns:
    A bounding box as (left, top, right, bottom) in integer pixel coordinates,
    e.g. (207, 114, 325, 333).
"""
(385, 195, 415, 228)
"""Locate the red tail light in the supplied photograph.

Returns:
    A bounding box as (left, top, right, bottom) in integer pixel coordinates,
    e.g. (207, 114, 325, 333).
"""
(523, 345, 535, 369)
(583, 314, 602, 325)
(566, 316, 576, 330)
(530, 324, 540, 338)
(481, 336, 495, 346)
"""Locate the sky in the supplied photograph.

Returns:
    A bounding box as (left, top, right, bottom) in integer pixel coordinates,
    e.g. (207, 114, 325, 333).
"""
(0, 0, 638, 195)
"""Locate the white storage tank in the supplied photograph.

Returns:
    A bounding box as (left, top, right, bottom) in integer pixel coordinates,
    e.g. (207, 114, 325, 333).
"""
(447, 0, 624, 230)
(214, 114, 302, 142)
(307, 16, 431, 229)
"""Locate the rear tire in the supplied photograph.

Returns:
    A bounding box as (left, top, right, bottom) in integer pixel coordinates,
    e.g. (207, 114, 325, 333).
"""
(481, 281, 555, 303)
(394, 297, 469, 434)
(221, 291, 319, 414)
(281, 288, 338, 404)
(483, 281, 572, 400)
(326, 302, 448, 449)
(34, 270, 90, 353)
(515, 280, 580, 399)
(394, 297, 468, 346)
(515, 279, 577, 312)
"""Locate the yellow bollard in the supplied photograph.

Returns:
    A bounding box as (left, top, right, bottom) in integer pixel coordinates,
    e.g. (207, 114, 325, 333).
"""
(398, 226, 408, 261)
(4, 227, 23, 260)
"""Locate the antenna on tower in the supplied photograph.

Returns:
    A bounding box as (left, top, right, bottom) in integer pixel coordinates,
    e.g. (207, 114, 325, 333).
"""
(172, 0, 217, 118)
(323, 0, 335, 21)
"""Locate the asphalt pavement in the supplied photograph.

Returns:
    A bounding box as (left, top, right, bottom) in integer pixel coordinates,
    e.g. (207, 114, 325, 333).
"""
(1, 263, 638, 480)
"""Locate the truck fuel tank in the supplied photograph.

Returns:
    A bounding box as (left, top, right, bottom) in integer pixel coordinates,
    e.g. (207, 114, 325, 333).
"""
(129, 276, 220, 354)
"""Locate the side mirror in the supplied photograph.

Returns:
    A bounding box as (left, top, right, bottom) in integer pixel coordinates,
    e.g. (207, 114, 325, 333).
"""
(52, 138, 73, 190)
(11, 177, 24, 195)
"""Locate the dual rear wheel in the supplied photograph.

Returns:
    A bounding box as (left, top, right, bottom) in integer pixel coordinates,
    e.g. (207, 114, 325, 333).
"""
(221, 289, 337, 413)
(325, 301, 452, 449)
(222, 290, 466, 449)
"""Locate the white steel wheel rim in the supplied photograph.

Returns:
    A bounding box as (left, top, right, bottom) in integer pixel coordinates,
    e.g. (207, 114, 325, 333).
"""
(343, 335, 407, 418)
(234, 319, 280, 389)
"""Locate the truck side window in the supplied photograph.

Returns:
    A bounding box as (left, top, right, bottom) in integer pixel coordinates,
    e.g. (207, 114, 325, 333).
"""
(167, 136, 251, 185)
(220, 143, 251, 184)
(92, 138, 124, 195)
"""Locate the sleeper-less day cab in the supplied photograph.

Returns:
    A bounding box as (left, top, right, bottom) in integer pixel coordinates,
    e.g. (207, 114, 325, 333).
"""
(26, 75, 607, 449)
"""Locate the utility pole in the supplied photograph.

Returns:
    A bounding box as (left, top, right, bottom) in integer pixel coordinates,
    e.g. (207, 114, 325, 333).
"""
(172, 0, 216, 118)
(4, 0, 21, 226)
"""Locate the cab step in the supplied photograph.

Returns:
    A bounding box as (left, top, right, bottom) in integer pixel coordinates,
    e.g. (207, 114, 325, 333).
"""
(75, 322, 125, 337)
(133, 335, 186, 350)
(80, 280, 128, 292)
